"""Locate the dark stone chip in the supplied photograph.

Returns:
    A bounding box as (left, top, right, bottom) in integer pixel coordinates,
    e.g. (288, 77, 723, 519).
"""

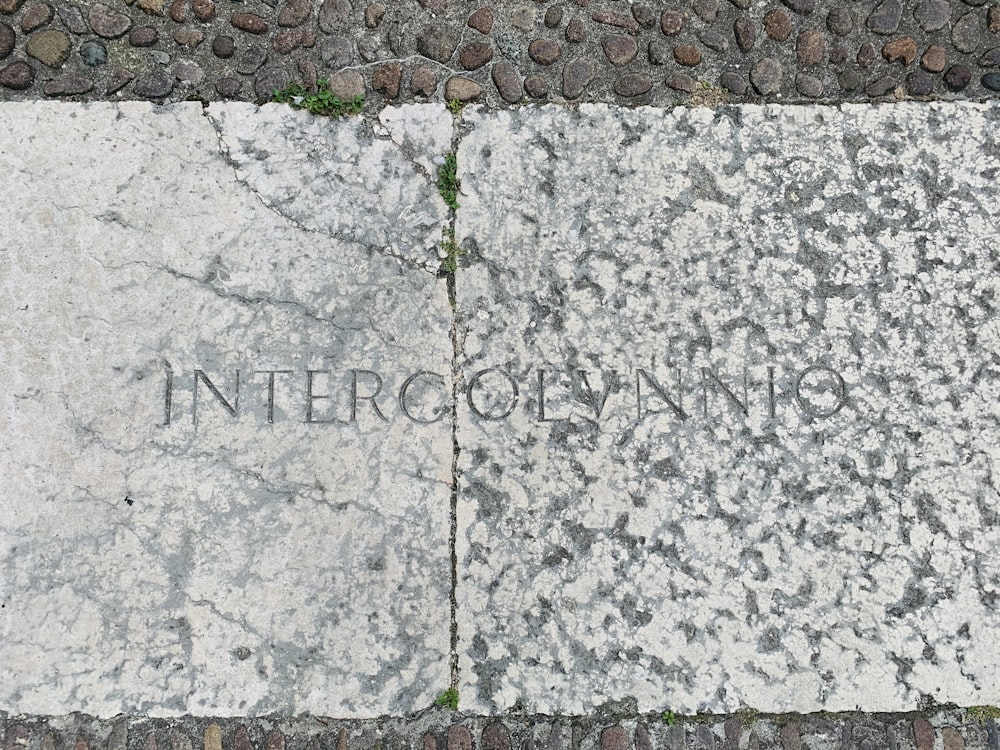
(523, 73, 547, 97)
(133, 67, 173, 97)
(129, 26, 157, 46)
(982, 72, 1000, 90)
(543, 6, 562, 27)
(865, 73, 896, 96)
(867, 0, 901, 34)
(838, 68, 861, 90)
(254, 66, 289, 98)
(781, 0, 813, 15)
(795, 72, 823, 96)
(826, 8, 852, 35)
(79, 38, 107, 65)
(416, 26, 459, 63)
(944, 63, 971, 90)
(0, 60, 34, 88)
(914, 0, 949, 31)
(613, 72, 652, 96)
(491, 60, 522, 102)
(43, 72, 92, 94)
(216, 76, 242, 98)
(906, 71, 934, 95)
(212, 34, 234, 57)
(0, 21, 14, 58)
(719, 70, 746, 94)
(236, 43, 267, 74)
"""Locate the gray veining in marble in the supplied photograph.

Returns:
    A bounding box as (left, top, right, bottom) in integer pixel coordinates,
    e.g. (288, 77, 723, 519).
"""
(0, 102, 453, 717)
(454, 103, 1000, 715)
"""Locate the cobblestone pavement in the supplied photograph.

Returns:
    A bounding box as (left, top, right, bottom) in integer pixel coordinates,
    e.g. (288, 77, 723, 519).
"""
(0, 0, 998, 104)
(4, 709, 1000, 750)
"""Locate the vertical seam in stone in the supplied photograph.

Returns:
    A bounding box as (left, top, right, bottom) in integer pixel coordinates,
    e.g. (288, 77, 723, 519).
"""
(447, 111, 463, 693)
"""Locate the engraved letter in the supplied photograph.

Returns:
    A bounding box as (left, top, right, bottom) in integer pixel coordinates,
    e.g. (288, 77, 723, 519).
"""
(576, 370, 615, 420)
(398, 371, 447, 424)
(537, 369, 562, 422)
(768, 365, 776, 419)
(193, 369, 239, 425)
(306, 369, 332, 423)
(351, 369, 389, 423)
(795, 365, 847, 419)
(636, 369, 688, 421)
(466, 367, 519, 421)
(701, 367, 748, 417)
(162, 364, 173, 426)
(255, 370, 292, 424)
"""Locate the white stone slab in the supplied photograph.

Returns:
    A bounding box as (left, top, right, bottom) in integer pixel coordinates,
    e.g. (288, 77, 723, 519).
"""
(0, 102, 453, 717)
(455, 103, 1000, 715)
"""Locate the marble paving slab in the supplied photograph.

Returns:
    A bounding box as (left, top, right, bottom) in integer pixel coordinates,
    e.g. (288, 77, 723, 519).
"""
(0, 102, 453, 717)
(455, 102, 1000, 715)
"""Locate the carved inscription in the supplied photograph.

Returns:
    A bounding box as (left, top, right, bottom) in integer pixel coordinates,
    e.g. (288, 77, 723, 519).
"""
(159, 362, 848, 427)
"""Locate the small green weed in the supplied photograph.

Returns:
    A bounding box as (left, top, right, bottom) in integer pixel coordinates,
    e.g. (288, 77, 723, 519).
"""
(447, 98, 464, 115)
(661, 710, 676, 726)
(441, 228, 463, 273)
(271, 79, 363, 117)
(967, 706, 1000, 724)
(434, 688, 459, 710)
(437, 153, 459, 210)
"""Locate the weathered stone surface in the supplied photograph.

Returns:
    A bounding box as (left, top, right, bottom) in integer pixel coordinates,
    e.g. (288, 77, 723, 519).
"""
(174, 28, 203, 46)
(719, 70, 746, 93)
(592, 9, 638, 32)
(944, 63, 971, 89)
(0, 101, 452, 716)
(865, 73, 896, 95)
(174, 59, 204, 83)
(80, 39, 107, 65)
(56, 3, 86, 31)
(565, 17, 586, 42)
(211, 34, 233, 57)
(25, 28, 71, 66)
(665, 71, 695, 91)
(236, 44, 267, 74)
(417, 26, 459, 63)
(215, 75, 240, 97)
(544, 6, 562, 28)
(105, 65, 133, 93)
(858, 40, 877, 66)
(363, 2, 384, 27)
(0, 0, 24, 13)
(129, 26, 157, 46)
(491, 60, 521, 102)
(252, 65, 286, 96)
(906, 70, 934, 95)
(191, 0, 214, 22)
(328, 68, 363, 97)
(231, 12, 267, 33)
(457, 101, 1000, 715)
(795, 72, 822, 95)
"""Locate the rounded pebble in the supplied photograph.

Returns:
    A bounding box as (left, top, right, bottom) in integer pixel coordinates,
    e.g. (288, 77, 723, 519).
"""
(826, 7, 852, 35)
(174, 28, 203, 46)
(613, 72, 651, 95)
(371, 61, 400, 97)
(21, 2, 53, 32)
(631, 4, 654, 28)
(857, 40, 876, 66)
(133, 67, 173, 96)
(906, 70, 934, 94)
(528, 37, 560, 64)
(673, 43, 701, 65)
(921, 44, 945, 71)
(192, 0, 215, 22)
(719, 70, 746, 94)
(43, 72, 91, 94)
(0, 59, 34, 88)
(982, 71, 1000, 90)
(733, 18, 755, 52)
(253, 65, 287, 97)
(444, 74, 481, 101)
(562, 57, 594, 98)
(838, 68, 861, 90)
(363, 2, 385, 27)
(795, 72, 823, 96)
(882, 36, 916, 65)
(491, 59, 522, 102)
(80, 38, 107, 65)
(944, 63, 971, 89)
(601, 33, 637, 64)
(0, 21, 14, 58)
(459, 41, 493, 69)
(782, 0, 814, 14)
(867, 0, 901, 33)
(409, 64, 436, 95)
(231, 12, 267, 34)
(665, 71, 695, 91)
(796, 29, 825, 65)
(416, 26, 459, 62)
(212, 34, 234, 57)
(88, 2, 131, 38)
(660, 8, 682, 35)
(467, 7, 493, 34)
(129, 26, 157, 46)
(750, 55, 782, 94)
(763, 8, 790, 40)
(26, 28, 71, 66)
(216, 76, 241, 97)
(565, 17, 585, 41)
(864, 73, 896, 95)
(952, 12, 981, 53)
(543, 6, 561, 27)
(914, 0, 950, 30)
(523, 73, 547, 97)
(174, 59, 204, 82)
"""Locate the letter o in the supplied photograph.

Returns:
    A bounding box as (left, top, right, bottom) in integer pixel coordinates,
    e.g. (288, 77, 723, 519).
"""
(794, 364, 847, 419)
(466, 367, 519, 421)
